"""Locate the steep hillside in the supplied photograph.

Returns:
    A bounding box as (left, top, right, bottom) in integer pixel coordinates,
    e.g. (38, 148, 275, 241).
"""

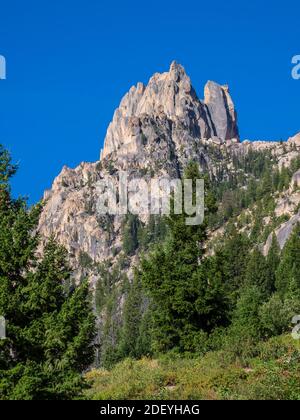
(37, 62, 300, 367)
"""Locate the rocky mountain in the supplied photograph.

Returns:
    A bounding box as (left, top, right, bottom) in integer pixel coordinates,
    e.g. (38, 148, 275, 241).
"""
(101, 61, 239, 161)
(38, 62, 300, 285)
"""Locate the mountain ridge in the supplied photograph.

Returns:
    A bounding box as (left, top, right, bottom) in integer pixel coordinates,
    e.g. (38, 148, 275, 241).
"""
(38, 62, 300, 285)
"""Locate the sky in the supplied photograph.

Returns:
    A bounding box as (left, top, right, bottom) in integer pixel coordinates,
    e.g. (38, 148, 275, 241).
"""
(0, 0, 300, 203)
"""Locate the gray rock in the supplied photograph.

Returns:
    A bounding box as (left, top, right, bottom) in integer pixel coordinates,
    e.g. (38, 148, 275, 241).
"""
(291, 169, 300, 189)
(101, 62, 239, 159)
(265, 211, 300, 254)
(204, 81, 239, 141)
(38, 62, 300, 282)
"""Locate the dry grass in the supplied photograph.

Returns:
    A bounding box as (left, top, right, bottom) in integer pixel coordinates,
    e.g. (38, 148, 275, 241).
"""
(85, 335, 300, 400)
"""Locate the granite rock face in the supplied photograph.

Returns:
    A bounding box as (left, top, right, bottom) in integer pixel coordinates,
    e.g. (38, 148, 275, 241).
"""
(101, 61, 239, 160)
(264, 210, 300, 254)
(290, 169, 300, 190)
(204, 81, 239, 141)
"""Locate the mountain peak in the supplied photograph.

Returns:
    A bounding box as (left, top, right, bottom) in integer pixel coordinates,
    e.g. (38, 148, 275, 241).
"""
(168, 60, 187, 80)
(101, 63, 239, 159)
(204, 80, 239, 141)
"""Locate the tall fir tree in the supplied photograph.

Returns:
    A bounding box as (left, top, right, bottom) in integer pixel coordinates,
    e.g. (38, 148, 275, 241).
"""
(0, 145, 95, 400)
(244, 248, 272, 297)
(140, 162, 227, 352)
(118, 274, 144, 359)
(215, 226, 250, 305)
(266, 233, 280, 292)
(276, 223, 300, 296)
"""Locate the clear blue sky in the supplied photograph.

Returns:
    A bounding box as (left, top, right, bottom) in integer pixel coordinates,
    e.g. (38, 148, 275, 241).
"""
(0, 0, 300, 203)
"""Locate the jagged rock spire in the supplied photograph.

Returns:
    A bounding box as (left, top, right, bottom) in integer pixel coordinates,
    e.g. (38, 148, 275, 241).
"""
(101, 62, 239, 160)
(204, 81, 239, 142)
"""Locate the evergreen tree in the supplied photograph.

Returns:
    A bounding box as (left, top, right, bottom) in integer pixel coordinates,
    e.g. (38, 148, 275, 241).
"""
(122, 214, 140, 255)
(140, 162, 226, 352)
(258, 170, 273, 198)
(276, 223, 300, 296)
(224, 285, 265, 362)
(118, 274, 143, 358)
(0, 144, 17, 193)
(266, 233, 280, 292)
(0, 145, 95, 400)
(244, 248, 272, 296)
(135, 306, 153, 357)
(215, 226, 250, 304)
(98, 286, 121, 369)
(232, 285, 265, 337)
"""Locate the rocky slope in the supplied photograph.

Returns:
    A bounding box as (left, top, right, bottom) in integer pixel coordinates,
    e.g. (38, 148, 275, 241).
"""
(38, 62, 300, 283)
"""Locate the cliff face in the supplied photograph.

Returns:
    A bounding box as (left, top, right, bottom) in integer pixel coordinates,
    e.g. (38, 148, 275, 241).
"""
(101, 61, 239, 160)
(38, 62, 300, 282)
(204, 80, 239, 141)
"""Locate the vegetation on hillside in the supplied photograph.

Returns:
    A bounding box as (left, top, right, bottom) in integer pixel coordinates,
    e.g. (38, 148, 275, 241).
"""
(93, 155, 300, 403)
(86, 335, 300, 400)
(2, 142, 300, 400)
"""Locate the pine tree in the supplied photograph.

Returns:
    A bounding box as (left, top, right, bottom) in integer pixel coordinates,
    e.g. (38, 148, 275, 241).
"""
(244, 248, 272, 297)
(118, 274, 144, 358)
(233, 285, 265, 336)
(135, 306, 153, 357)
(0, 145, 95, 400)
(140, 162, 226, 352)
(0, 144, 17, 193)
(98, 285, 122, 369)
(224, 285, 265, 361)
(122, 214, 140, 255)
(276, 223, 300, 296)
(215, 226, 250, 304)
(266, 233, 280, 292)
